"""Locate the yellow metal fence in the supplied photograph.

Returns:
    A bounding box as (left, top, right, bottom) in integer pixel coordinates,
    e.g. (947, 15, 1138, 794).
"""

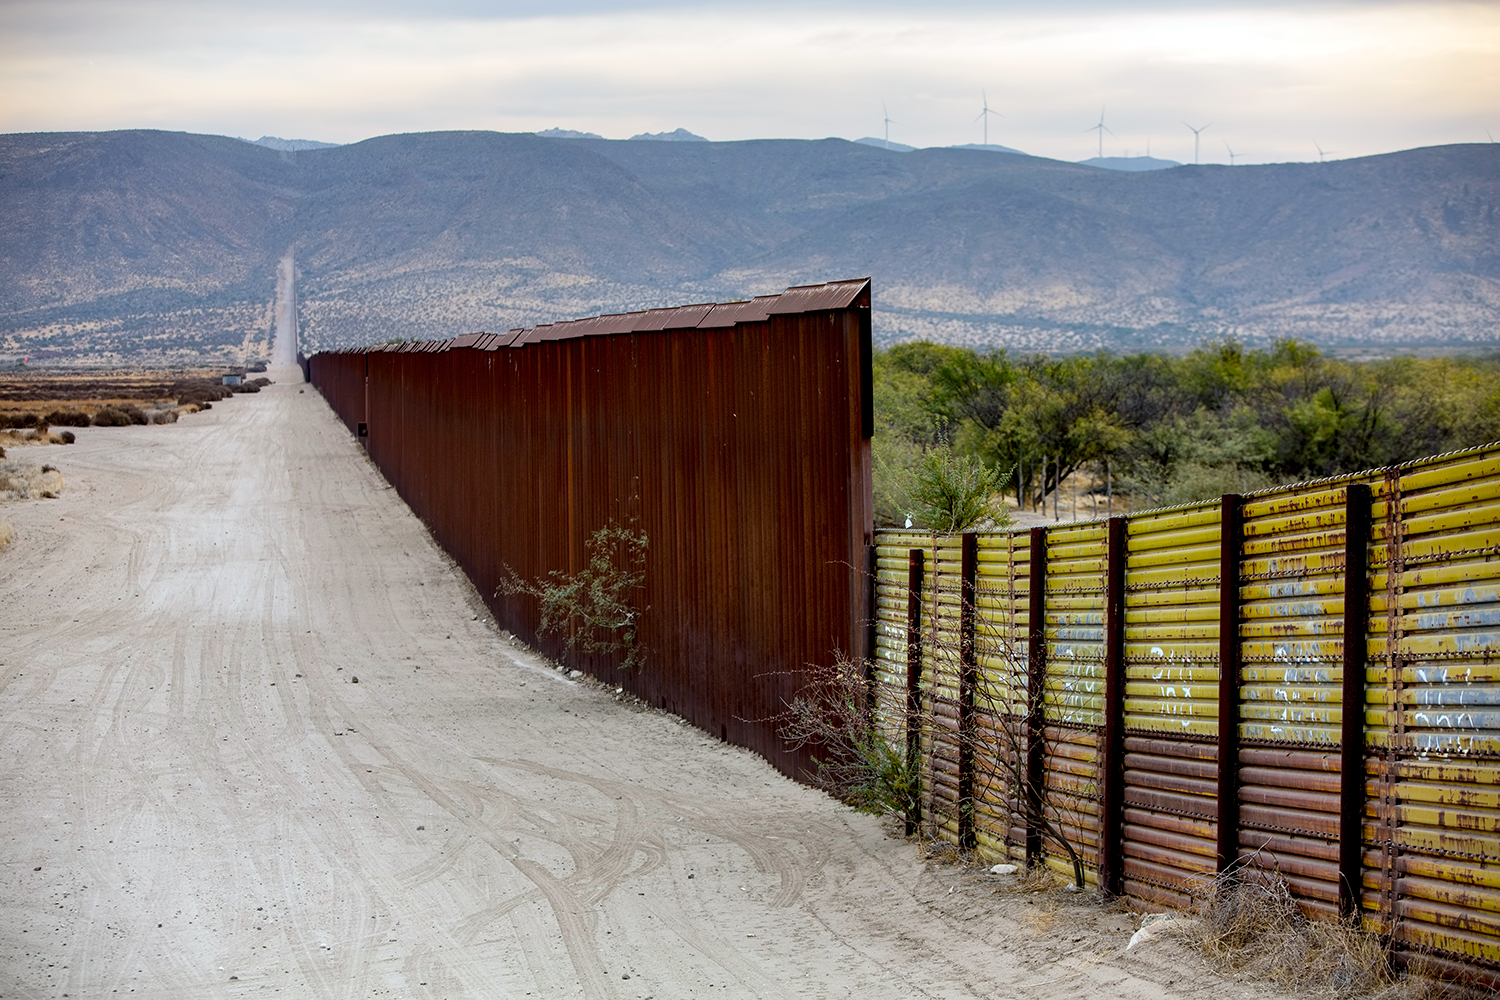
(873, 441, 1500, 987)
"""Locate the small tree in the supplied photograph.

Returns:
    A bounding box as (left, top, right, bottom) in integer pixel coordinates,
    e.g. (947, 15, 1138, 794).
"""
(900, 447, 1013, 533)
(497, 521, 649, 669)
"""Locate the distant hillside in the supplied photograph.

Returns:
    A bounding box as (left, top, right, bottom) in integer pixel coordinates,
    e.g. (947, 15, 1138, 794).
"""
(0, 129, 1495, 363)
(249, 136, 341, 152)
(1077, 155, 1179, 171)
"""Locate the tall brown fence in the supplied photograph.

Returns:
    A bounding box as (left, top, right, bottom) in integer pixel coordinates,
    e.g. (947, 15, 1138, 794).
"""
(875, 443, 1500, 986)
(310, 280, 874, 779)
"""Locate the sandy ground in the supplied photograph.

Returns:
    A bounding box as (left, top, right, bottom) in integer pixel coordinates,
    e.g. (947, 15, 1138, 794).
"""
(0, 373, 1293, 1000)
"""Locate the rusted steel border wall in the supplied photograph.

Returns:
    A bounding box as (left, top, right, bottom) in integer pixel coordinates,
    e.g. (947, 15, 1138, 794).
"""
(310, 280, 874, 780)
(875, 441, 1500, 987)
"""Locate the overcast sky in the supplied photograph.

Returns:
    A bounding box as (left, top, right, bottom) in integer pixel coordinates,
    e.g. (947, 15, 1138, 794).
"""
(1, 0, 1495, 164)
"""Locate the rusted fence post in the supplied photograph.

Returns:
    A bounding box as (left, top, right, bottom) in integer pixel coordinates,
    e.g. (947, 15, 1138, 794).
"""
(865, 544, 879, 724)
(1217, 493, 1244, 875)
(906, 548, 925, 836)
(1341, 483, 1372, 919)
(1026, 526, 1048, 866)
(1099, 516, 1128, 896)
(959, 532, 979, 851)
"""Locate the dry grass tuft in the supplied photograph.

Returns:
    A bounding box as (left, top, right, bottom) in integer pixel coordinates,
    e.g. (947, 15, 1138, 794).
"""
(0, 460, 66, 500)
(1190, 870, 1472, 999)
(1017, 863, 1062, 894)
(0, 520, 13, 551)
(918, 839, 963, 864)
(0, 428, 68, 447)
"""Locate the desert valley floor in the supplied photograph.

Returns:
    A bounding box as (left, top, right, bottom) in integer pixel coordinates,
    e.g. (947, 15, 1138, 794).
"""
(0, 371, 1298, 999)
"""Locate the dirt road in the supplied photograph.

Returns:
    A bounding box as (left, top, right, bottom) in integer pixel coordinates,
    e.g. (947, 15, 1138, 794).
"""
(0, 375, 1285, 999)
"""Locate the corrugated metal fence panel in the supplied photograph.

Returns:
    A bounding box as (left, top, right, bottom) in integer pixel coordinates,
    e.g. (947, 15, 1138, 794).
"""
(1234, 484, 1357, 917)
(973, 532, 1030, 863)
(926, 535, 967, 845)
(311, 296, 874, 783)
(1387, 451, 1500, 753)
(1364, 448, 1500, 973)
(1237, 745, 1343, 920)
(1117, 503, 1223, 906)
(1367, 756, 1500, 974)
(870, 442, 1500, 984)
(1122, 736, 1219, 910)
(1041, 522, 1104, 883)
(1046, 725, 1102, 887)
(1123, 502, 1222, 737)
(1238, 486, 1349, 746)
(873, 534, 929, 754)
(308, 352, 365, 435)
(1044, 522, 1107, 728)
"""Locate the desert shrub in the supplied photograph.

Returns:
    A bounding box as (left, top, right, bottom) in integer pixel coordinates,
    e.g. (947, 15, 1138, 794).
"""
(176, 389, 224, 406)
(44, 409, 91, 427)
(0, 461, 64, 500)
(233, 382, 261, 393)
(496, 521, 649, 669)
(0, 520, 13, 550)
(250, 377, 271, 387)
(779, 653, 919, 818)
(120, 404, 148, 425)
(59, 431, 76, 444)
(889, 446, 1014, 532)
(0, 412, 42, 429)
(172, 378, 233, 406)
(92, 407, 132, 426)
(150, 409, 177, 424)
(0, 444, 5, 458)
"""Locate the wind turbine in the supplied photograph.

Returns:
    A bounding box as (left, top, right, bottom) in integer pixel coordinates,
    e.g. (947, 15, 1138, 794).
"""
(975, 89, 1003, 147)
(1086, 105, 1114, 160)
(1182, 120, 1211, 165)
(1224, 140, 1240, 166)
(1314, 140, 1337, 163)
(882, 101, 897, 150)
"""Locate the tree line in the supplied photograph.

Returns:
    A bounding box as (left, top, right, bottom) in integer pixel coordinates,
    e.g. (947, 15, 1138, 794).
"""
(873, 339, 1500, 527)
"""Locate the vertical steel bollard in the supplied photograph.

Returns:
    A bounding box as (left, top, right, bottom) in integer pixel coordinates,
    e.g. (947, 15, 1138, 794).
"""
(1217, 494, 1245, 875)
(865, 544, 879, 727)
(906, 548, 925, 836)
(1026, 526, 1048, 866)
(959, 533, 978, 851)
(1341, 483, 1372, 919)
(1099, 516, 1128, 896)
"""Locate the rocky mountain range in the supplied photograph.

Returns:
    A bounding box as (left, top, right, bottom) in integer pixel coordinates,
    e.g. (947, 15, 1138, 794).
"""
(1, 128, 1495, 363)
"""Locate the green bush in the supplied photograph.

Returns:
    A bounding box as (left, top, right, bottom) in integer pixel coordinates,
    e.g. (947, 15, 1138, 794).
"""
(898, 447, 1013, 533)
(496, 521, 649, 669)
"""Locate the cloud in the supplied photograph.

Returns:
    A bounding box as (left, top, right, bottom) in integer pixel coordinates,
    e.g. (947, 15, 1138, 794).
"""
(1, 1, 1495, 163)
